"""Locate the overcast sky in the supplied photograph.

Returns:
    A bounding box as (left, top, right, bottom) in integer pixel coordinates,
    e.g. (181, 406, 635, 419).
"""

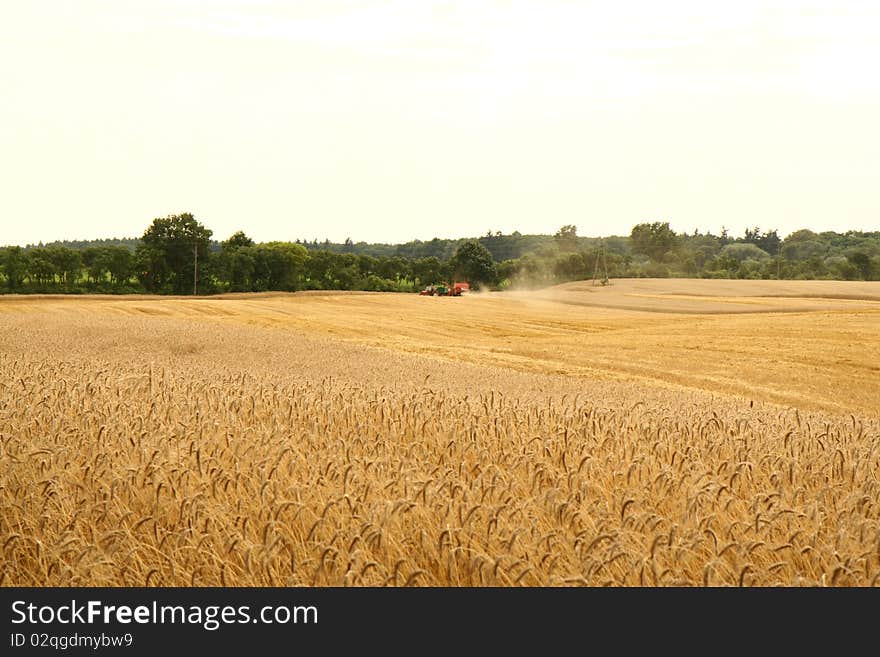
(1, 1, 878, 245)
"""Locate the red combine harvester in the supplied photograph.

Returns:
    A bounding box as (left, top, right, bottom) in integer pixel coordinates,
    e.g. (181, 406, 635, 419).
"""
(419, 282, 469, 296)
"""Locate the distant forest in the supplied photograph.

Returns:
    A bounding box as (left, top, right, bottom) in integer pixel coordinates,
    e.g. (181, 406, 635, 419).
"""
(2, 214, 879, 295)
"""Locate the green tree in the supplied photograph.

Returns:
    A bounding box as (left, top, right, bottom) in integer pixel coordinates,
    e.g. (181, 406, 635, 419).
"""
(376, 256, 409, 281)
(135, 242, 168, 292)
(743, 227, 781, 256)
(251, 243, 307, 291)
(0, 247, 29, 290)
(106, 247, 135, 286)
(630, 222, 677, 261)
(330, 258, 359, 289)
(680, 232, 721, 270)
(82, 247, 110, 284)
(46, 246, 82, 286)
(720, 243, 771, 262)
(554, 224, 578, 253)
(411, 256, 442, 285)
(27, 248, 56, 286)
(356, 254, 378, 278)
(137, 213, 213, 294)
(450, 240, 497, 286)
(553, 252, 588, 281)
(303, 250, 336, 289)
(781, 239, 825, 261)
(218, 231, 257, 291)
(220, 247, 256, 291)
(223, 231, 255, 250)
(847, 251, 872, 280)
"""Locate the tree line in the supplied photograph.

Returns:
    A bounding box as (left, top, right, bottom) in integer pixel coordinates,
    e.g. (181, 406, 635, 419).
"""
(0, 214, 497, 294)
(2, 214, 878, 295)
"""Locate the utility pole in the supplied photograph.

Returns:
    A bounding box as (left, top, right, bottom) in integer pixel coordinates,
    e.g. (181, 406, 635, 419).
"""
(592, 240, 610, 286)
(193, 240, 198, 295)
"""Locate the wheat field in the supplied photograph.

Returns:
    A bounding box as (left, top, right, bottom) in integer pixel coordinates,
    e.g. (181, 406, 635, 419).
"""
(1, 279, 879, 586)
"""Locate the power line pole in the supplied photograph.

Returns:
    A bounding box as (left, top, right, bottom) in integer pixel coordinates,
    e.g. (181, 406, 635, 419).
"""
(592, 239, 610, 286)
(193, 240, 198, 296)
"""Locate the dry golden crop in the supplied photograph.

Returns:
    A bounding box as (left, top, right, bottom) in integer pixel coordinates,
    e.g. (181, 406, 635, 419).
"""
(1, 281, 879, 586)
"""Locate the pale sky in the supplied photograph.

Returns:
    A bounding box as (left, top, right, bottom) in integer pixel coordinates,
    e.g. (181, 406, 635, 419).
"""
(1, 1, 878, 246)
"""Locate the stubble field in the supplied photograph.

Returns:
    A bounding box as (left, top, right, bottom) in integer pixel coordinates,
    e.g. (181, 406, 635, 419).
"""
(1, 279, 879, 586)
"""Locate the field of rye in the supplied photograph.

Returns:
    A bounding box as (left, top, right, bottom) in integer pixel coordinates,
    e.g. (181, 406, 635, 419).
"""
(1, 281, 879, 586)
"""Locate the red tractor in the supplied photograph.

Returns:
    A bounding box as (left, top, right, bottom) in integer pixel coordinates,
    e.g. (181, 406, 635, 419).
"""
(419, 282, 469, 296)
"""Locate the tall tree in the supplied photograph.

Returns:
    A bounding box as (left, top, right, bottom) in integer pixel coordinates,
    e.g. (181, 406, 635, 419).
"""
(450, 240, 497, 286)
(743, 227, 781, 255)
(27, 248, 56, 286)
(847, 251, 872, 280)
(46, 246, 82, 286)
(222, 231, 255, 251)
(630, 222, 677, 261)
(137, 213, 212, 294)
(0, 247, 29, 290)
(218, 231, 256, 291)
(82, 247, 110, 284)
(253, 242, 308, 290)
(554, 224, 578, 253)
(411, 256, 442, 285)
(106, 247, 135, 285)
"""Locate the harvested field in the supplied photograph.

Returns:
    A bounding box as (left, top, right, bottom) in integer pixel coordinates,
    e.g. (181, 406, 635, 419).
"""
(1, 279, 879, 586)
